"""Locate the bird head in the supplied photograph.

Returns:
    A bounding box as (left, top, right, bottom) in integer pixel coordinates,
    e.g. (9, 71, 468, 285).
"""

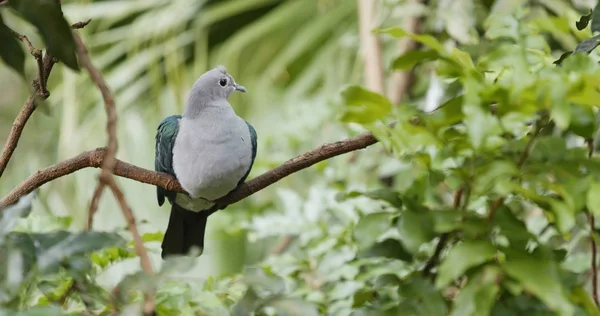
(191, 66, 246, 101)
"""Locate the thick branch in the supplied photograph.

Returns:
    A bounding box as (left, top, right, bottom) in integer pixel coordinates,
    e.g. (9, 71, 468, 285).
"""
(0, 130, 379, 210)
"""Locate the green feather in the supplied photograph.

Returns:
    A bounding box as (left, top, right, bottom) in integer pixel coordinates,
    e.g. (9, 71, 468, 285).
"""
(155, 115, 180, 206)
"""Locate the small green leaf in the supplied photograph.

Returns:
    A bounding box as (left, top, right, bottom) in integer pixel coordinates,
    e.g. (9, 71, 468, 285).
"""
(587, 181, 600, 217)
(232, 287, 260, 316)
(436, 240, 496, 288)
(450, 265, 502, 316)
(353, 212, 391, 250)
(569, 104, 596, 138)
(340, 86, 392, 124)
(0, 16, 25, 76)
(551, 101, 571, 130)
(397, 277, 447, 315)
(357, 238, 412, 261)
(337, 189, 402, 208)
(396, 210, 435, 254)
(377, 27, 445, 53)
(391, 50, 440, 70)
(574, 35, 600, 54)
(553, 51, 572, 66)
(549, 199, 575, 233)
(576, 10, 592, 31)
(9, 0, 79, 70)
(502, 248, 574, 316)
(0, 192, 34, 238)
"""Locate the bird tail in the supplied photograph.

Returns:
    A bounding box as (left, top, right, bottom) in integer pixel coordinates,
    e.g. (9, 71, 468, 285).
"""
(161, 203, 209, 259)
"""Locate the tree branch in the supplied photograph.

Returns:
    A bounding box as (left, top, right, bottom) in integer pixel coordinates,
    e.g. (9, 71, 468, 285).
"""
(1, 130, 379, 210)
(73, 31, 154, 315)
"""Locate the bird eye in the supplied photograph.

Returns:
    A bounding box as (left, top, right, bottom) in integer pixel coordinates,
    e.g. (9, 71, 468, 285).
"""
(219, 78, 228, 87)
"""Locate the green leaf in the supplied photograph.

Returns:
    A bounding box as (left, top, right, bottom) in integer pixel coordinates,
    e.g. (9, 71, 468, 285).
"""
(574, 35, 600, 54)
(337, 189, 402, 208)
(9, 0, 79, 70)
(0, 16, 25, 76)
(357, 238, 412, 261)
(377, 27, 445, 53)
(569, 104, 596, 138)
(396, 210, 435, 254)
(551, 101, 571, 130)
(502, 248, 574, 316)
(549, 199, 576, 234)
(340, 86, 392, 124)
(34, 231, 125, 272)
(391, 50, 440, 70)
(232, 287, 261, 316)
(554, 51, 573, 66)
(436, 240, 497, 288)
(450, 265, 502, 316)
(353, 212, 391, 250)
(576, 10, 592, 31)
(268, 299, 319, 316)
(587, 181, 600, 217)
(397, 276, 447, 315)
(0, 192, 34, 238)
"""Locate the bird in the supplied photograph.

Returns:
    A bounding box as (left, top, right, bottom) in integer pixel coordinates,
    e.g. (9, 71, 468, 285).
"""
(154, 66, 257, 259)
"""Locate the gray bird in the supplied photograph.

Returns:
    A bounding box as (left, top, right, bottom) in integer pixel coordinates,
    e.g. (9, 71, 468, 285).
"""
(154, 66, 257, 259)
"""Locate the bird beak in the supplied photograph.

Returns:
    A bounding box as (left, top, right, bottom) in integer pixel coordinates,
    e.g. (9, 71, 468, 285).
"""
(234, 84, 247, 93)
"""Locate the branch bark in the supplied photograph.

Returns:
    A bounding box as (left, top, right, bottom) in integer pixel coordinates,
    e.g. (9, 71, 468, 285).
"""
(73, 31, 154, 315)
(1, 130, 379, 210)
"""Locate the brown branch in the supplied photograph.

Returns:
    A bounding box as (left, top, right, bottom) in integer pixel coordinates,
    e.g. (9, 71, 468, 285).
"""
(73, 33, 119, 228)
(1, 129, 379, 209)
(586, 138, 599, 306)
(73, 32, 154, 314)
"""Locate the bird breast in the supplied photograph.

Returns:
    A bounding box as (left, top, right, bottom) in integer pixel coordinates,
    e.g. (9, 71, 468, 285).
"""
(172, 113, 252, 201)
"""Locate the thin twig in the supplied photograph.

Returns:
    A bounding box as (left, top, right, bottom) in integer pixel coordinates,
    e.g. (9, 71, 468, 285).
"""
(423, 187, 463, 278)
(586, 138, 599, 306)
(590, 213, 599, 306)
(73, 32, 154, 314)
(1, 127, 379, 209)
(73, 33, 118, 229)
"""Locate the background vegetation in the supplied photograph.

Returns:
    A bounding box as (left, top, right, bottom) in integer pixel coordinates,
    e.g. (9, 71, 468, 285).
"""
(3, 0, 600, 315)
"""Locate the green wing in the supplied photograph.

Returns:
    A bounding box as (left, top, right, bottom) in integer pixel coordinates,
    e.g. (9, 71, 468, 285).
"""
(155, 115, 181, 206)
(237, 121, 258, 186)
